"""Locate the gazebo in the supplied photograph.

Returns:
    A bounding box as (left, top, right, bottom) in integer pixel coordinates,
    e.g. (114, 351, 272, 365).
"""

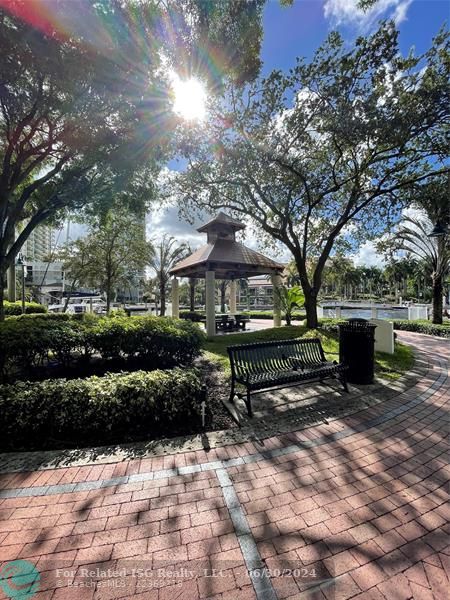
(170, 212, 284, 337)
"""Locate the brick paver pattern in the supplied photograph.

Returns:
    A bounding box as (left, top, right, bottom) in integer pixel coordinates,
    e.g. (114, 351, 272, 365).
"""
(0, 331, 448, 600)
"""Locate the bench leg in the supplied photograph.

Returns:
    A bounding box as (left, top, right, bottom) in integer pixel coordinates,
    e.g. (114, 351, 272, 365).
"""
(339, 373, 349, 393)
(245, 389, 253, 418)
(229, 381, 236, 404)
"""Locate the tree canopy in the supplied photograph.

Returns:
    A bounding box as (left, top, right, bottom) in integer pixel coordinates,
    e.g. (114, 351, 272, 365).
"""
(171, 22, 450, 326)
(0, 0, 269, 316)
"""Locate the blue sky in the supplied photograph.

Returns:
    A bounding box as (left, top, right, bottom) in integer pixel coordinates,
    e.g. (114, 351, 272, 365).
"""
(145, 1, 450, 266)
(261, 0, 449, 77)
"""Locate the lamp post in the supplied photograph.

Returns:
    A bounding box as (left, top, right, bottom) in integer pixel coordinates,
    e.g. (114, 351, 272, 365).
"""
(428, 220, 449, 321)
(16, 254, 26, 314)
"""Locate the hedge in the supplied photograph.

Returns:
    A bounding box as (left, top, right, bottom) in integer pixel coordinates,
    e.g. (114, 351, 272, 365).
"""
(179, 310, 307, 321)
(242, 311, 306, 320)
(4, 301, 47, 315)
(0, 314, 204, 380)
(0, 368, 203, 450)
(318, 317, 450, 339)
(318, 318, 346, 333)
(392, 320, 450, 338)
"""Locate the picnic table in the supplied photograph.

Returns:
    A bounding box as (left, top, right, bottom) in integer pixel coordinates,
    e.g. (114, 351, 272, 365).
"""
(199, 314, 250, 332)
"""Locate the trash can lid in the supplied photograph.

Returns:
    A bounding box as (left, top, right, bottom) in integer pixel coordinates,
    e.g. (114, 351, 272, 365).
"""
(338, 318, 377, 330)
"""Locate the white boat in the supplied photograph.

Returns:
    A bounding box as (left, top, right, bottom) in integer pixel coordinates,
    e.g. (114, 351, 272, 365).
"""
(48, 296, 107, 314)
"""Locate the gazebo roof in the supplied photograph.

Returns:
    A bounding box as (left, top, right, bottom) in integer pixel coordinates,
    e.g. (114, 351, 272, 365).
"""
(170, 213, 284, 279)
(196, 211, 246, 233)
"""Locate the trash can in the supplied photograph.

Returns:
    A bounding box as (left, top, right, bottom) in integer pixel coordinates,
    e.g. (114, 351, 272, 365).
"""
(338, 318, 377, 384)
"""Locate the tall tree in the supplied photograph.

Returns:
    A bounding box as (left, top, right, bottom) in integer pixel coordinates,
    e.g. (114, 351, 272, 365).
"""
(0, 0, 269, 318)
(56, 238, 95, 311)
(171, 23, 449, 327)
(149, 235, 189, 316)
(63, 209, 153, 313)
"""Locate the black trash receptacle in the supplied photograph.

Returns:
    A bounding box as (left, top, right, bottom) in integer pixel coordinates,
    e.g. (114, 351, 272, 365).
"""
(338, 319, 377, 384)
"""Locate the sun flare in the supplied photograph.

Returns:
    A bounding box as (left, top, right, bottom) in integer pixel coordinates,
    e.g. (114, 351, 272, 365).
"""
(171, 75, 207, 121)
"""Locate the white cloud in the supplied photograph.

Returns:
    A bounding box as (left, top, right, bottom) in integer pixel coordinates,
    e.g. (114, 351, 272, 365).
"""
(323, 0, 413, 30)
(353, 240, 386, 267)
(146, 204, 205, 249)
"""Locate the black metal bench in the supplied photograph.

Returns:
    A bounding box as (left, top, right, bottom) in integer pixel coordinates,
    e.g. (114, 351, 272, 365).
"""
(227, 338, 348, 417)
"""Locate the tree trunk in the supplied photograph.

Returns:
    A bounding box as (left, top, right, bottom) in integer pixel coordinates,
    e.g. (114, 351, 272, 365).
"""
(106, 285, 112, 315)
(63, 280, 77, 312)
(431, 273, 443, 325)
(220, 281, 226, 313)
(294, 254, 320, 329)
(303, 291, 318, 328)
(160, 283, 166, 316)
(189, 278, 196, 311)
(0, 268, 5, 322)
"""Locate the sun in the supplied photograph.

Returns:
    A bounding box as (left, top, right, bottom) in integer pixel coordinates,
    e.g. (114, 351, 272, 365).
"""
(171, 75, 207, 121)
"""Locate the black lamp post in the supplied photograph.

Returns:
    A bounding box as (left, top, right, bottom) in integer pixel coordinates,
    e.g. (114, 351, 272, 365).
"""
(428, 220, 449, 318)
(16, 254, 26, 314)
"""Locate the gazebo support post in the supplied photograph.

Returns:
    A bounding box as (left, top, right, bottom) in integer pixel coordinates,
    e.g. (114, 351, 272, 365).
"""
(205, 270, 216, 338)
(171, 276, 179, 318)
(229, 280, 237, 315)
(272, 273, 282, 327)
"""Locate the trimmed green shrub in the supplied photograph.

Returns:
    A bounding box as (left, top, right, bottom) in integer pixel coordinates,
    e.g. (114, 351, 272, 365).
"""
(9, 311, 94, 322)
(0, 314, 87, 374)
(393, 320, 450, 338)
(4, 301, 47, 315)
(318, 318, 347, 334)
(0, 368, 203, 450)
(88, 316, 204, 366)
(0, 314, 205, 380)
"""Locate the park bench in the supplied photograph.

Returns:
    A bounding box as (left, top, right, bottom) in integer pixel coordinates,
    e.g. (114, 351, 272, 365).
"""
(227, 338, 348, 417)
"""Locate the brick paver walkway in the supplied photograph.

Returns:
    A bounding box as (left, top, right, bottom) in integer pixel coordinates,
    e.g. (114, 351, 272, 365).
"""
(0, 332, 448, 600)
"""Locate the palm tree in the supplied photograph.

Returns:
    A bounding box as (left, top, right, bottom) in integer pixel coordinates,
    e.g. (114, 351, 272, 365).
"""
(397, 176, 450, 323)
(395, 217, 449, 324)
(149, 235, 189, 316)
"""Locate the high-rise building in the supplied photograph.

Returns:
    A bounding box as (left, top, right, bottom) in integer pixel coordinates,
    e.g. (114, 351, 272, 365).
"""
(20, 225, 62, 304)
(22, 225, 55, 262)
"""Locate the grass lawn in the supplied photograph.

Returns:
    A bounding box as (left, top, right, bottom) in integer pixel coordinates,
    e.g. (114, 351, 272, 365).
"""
(203, 325, 414, 381)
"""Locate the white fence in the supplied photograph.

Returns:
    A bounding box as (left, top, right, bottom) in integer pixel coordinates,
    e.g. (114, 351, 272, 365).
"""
(408, 305, 429, 320)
